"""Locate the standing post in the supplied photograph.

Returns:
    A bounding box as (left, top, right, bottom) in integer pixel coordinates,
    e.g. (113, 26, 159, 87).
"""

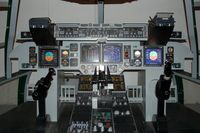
(98, 0, 104, 24)
(5, 0, 20, 78)
(183, 0, 199, 78)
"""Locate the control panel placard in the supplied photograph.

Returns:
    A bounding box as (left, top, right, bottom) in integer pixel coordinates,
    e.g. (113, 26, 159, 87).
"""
(55, 23, 148, 40)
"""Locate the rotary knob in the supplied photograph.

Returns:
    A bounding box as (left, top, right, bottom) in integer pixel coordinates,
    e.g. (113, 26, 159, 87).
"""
(114, 110, 120, 115)
(125, 110, 130, 115)
(134, 59, 142, 66)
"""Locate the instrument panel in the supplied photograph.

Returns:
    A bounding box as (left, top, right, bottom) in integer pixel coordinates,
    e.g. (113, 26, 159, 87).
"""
(58, 41, 168, 75)
(23, 41, 175, 74)
(11, 22, 190, 124)
(55, 23, 148, 40)
(20, 40, 185, 75)
(16, 23, 186, 74)
(60, 42, 144, 74)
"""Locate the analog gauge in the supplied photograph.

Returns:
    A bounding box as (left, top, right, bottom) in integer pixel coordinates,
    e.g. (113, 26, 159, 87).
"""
(134, 50, 141, 58)
(62, 50, 69, 57)
(167, 47, 174, 53)
(81, 65, 86, 70)
(30, 57, 37, 63)
(134, 59, 142, 66)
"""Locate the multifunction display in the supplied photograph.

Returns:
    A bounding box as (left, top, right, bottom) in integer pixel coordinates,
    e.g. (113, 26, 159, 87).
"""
(81, 43, 100, 63)
(39, 47, 59, 67)
(103, 44, 122, 63)
(80, 43, 122, 63)
(144, 47, 163, 66)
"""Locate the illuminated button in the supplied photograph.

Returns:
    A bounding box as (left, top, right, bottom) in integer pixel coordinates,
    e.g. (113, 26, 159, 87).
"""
(124, 51, 129, 58)
(62, 50, 68, 56)
(98, 122, 103, 128)
(93, 126, 97, 132)
(87, 101, 90, 105)
(108, 127, 112, 132)
(114, 110, 120, 115)
(113, 101, 117, 106)
(134, 50, 141, 58)
(101, 126, 104, 132)
(30, 57, 37, 63)
(125, 110, 130, 115)
(73, 53, 78, 57)
(124, 102, 127, 105)
(77, 101, 80, 105)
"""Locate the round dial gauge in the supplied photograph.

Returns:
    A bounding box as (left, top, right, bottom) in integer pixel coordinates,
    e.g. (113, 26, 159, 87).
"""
(62, 50, 69, 56)
(134, 50, 141, 58)
(167, 47, 174, 53)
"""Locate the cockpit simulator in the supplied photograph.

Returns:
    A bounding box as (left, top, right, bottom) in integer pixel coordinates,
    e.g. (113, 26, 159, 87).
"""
(9, 10, 194, 133)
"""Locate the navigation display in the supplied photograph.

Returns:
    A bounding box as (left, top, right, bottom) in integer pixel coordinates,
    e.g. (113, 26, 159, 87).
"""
(81, 43, 100, 63)
(103, 44, 122, 63)
(39, 47, 59, 67)
(144, 47, 163, 66)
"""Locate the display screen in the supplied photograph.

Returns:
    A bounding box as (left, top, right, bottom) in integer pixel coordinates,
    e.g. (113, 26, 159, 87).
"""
(81, 43, 100, 63)
(144, 47, 163, 66)
(39, 48, 59, 67)
(103, 44, 122, 63)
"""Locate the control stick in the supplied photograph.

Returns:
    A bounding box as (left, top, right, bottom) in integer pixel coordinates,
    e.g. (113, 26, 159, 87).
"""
(154, 61, 172, 133)
(32, 68, 56, 133)
(32, 68, 55, 100)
